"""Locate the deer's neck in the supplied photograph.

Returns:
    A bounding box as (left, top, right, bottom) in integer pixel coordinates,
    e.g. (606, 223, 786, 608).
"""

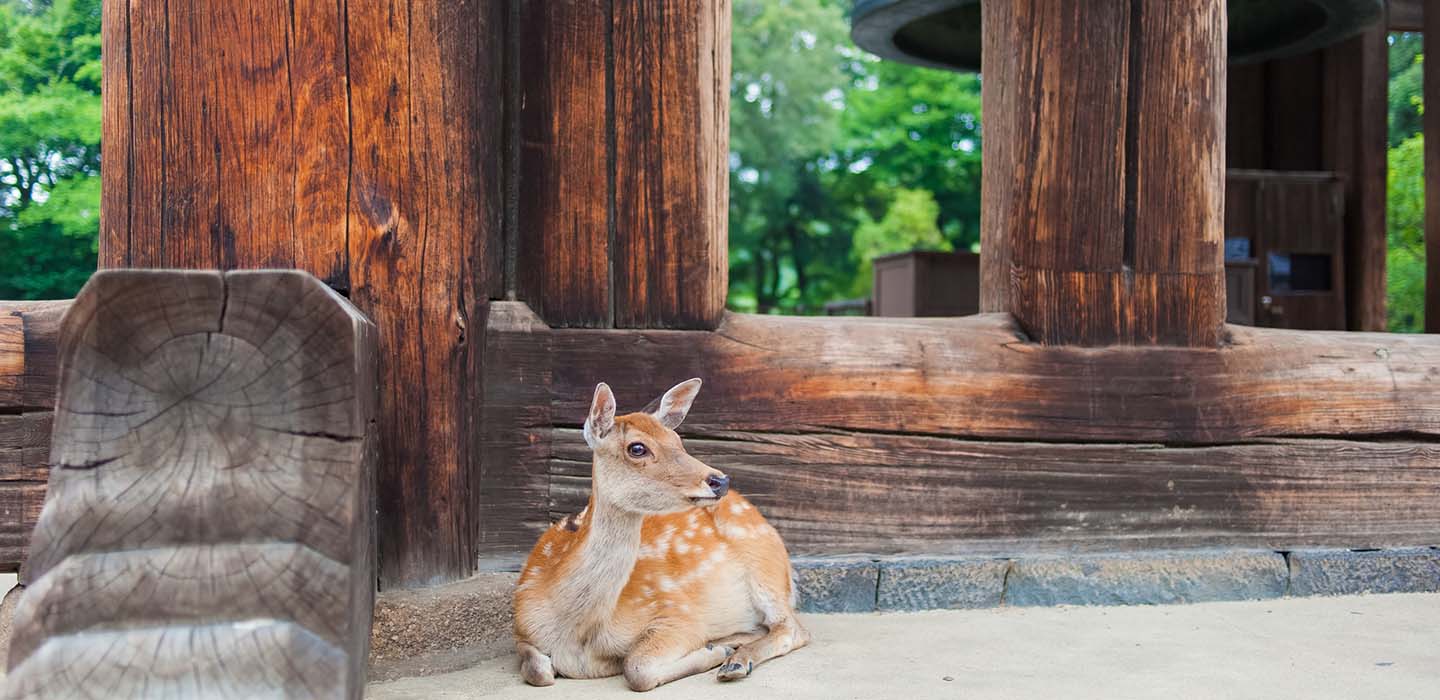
(561, 492, 644, 623)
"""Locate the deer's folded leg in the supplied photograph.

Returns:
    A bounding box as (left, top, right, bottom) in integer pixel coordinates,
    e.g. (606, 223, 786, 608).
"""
(623, 629, 730, 692)
(718, 616, 810, 681)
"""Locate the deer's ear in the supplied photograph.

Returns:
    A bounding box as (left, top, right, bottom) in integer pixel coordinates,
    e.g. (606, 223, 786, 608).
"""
(584, 383, 617, 447)
(651, 378, 702, 430)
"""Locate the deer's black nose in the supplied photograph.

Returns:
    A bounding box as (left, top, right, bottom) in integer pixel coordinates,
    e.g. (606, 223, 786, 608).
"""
(706, 474, 730, 498)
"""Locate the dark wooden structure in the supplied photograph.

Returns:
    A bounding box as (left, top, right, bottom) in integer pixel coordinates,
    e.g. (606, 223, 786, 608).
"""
(872, 251, 980, 317)
(0, 0, 1436, 592)
(4, 271, 377, 698)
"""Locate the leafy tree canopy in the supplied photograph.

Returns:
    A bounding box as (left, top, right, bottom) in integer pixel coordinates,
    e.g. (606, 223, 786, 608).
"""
(0, 0, 101, 299)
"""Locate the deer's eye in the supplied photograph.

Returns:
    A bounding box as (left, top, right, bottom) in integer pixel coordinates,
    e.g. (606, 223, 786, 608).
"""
(627, 442, 649, 458)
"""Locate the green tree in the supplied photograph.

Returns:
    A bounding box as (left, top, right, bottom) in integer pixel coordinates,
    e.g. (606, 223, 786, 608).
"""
(1388, 33, 1423, 147)
(848, 187, 949, 296)
(1387, 132, 1425, 332)
(0, 0, 101, 300)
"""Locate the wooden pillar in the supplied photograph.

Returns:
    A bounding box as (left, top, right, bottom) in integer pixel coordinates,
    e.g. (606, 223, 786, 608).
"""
(1427, 4, 1440, 333)
(516, 0, 729, 330)
(100, 0, 504, 587)
(981, 0, 1226, 346)
(1323, 21, 1389, 332)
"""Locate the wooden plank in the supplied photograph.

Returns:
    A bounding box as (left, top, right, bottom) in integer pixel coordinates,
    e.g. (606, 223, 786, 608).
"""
(344, 0, 500, 588)
(1427, 6, 1440, 333)
(981, 0, 1225, 346)
(0, 301, 68, 412)
(612, 0, 729, 329)
(5, 270, 377, 697)
(477, 303, 1440, 443)
(1323, 25, 1389, 332)
(516, 0, 613, 327)
(547, 428, 1440, 556)
(477, 304, 553, 559)
(1255, 175, 1347, 330)
(0, 483, 46, 575)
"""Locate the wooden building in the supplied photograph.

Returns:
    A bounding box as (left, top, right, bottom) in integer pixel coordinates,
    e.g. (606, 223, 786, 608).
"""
(0, 0, 1438, 597)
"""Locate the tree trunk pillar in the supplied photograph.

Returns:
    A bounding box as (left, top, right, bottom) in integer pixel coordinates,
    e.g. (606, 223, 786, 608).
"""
(980, 0, 1226, 346)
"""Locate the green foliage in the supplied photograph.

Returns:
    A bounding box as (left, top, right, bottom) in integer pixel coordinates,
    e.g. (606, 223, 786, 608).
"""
(727, 0, 983, 313)
(1386, 133, 1425, 332)
(1388, 33, 1423, 147)
(849, 187, 949, 296)
(0, 0, 101, 300)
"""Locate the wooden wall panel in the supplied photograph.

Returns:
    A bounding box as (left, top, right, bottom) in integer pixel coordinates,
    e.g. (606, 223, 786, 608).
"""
(0, 301, 67, 572)
(612, 0, 729, 328)
(101, 0, 505, 588)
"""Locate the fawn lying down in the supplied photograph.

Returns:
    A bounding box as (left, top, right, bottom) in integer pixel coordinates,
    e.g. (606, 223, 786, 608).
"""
(512, 379, 809, 691)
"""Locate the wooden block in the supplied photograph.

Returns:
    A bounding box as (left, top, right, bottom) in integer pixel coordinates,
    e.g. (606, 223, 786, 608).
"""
(4, 270, 377, 699)
(0, 302, 68, 412)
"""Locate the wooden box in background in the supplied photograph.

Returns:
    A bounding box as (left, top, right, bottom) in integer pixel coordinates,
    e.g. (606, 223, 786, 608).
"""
(872, 251, 981, 317)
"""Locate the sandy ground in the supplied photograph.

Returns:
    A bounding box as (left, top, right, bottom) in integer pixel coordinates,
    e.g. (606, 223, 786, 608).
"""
(367, 593, 1440, 700)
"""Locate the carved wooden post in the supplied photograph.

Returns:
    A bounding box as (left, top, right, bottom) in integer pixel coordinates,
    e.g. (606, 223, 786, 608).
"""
(981, 0, 1226, 346)
(4, 271, 377, 698)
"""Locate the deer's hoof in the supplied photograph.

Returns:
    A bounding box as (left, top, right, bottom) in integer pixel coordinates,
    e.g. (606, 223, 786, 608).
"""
(717, 659, 753, 681)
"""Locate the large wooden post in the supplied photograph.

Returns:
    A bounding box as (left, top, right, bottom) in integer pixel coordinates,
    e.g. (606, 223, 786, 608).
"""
(981, 0, 1226, 346)
(100, 0, 504, 587)
(516, 0, 730, 330)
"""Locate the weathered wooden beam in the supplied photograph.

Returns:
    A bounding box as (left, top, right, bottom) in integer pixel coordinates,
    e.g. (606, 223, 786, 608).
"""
(102, 0, 502, 588)
(981, 0, 1226, 346)
(0, 301, 67, 412)
(4, 270, 377, 698)
(537, 308, 1440, 442)
(479, 301, 1440, 561)
(1390, 0, 1422, 31)
(549, 429, 1440, 557)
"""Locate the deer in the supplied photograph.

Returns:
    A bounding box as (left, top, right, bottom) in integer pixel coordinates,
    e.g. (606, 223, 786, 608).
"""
(512, 378, 809, 691)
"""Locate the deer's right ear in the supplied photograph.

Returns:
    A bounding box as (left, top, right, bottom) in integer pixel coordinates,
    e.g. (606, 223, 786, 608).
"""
(583, 382, 617, 448)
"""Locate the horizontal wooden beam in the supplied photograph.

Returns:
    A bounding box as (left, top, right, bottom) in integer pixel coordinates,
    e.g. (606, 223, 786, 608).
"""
(479, 302, 1440, 562)
(0, 301, 68, 412)
(550, 429, 1440, 557)
(535, 308, 1440, 443)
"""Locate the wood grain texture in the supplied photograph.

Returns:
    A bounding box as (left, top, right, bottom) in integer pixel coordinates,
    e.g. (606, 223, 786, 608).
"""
(980, 0, 1224, 346)
(0, 302, 67, 412)
(547, 429, 1440, 557)
(1323, 25, 1388, 332)
(0, 302, 65, 573)
(345, 0, 497, 587)
(612, 0, 729, 329)
(477, 304, 553, 557)
(1427, 7, 1440, 333)
(516, 0, 613, 328)
(104, 0, 504, 588)
(4, 270, 376, 699)
(488, 302, 1440, 443)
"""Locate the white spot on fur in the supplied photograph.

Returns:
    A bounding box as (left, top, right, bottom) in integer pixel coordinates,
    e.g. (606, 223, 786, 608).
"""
(675, 540, 691, 554)
(542, 542, 553, 557)
(730, 502, 745, 515)
(658, 577, 678, 592)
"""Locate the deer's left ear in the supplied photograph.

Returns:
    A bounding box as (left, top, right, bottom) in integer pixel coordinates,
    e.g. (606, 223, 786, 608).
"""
(651, 378, 703, 430)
